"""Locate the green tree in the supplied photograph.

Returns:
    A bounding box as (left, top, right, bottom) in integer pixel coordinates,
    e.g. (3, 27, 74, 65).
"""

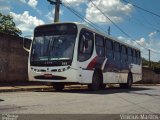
(142, 57, 160, 69)
(0, 13, 21, 36)
(142, 57, 148, 66)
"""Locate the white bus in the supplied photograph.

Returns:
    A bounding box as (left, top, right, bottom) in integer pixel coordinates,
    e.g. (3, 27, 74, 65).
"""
(25, 22, 142, 91)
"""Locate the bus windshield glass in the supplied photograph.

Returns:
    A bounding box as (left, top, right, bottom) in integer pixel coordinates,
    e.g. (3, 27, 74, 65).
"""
(30, 23, 77, 66)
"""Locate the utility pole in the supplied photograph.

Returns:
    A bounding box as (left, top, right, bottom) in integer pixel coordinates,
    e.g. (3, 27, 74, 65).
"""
(148, 49, 151, 68)
(47, 0, 61, 23)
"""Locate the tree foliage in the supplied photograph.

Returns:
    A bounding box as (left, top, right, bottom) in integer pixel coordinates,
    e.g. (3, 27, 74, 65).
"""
(142, 57, 160, 73)
(0, 13, 21, 36)
(142, 57, 160, 68)
(142, 58, 149, 66)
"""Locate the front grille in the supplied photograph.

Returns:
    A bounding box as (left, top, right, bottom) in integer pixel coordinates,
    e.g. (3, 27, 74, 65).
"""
(34, 75, 66, 80)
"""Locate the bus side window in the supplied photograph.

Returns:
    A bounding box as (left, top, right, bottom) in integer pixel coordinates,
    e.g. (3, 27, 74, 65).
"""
(133, 49, 136, 64)
(78, 29, 94, 62)
(139, 51, 141, 65)
(105, 38, 113, 59)
(121, 45, 127, 63)
(137, 51, 141, 65)
(114, 42, 121, 60)
(95, 34, 105, 57)
(128, 47, 133, 63)
(135, 50, 138, 64)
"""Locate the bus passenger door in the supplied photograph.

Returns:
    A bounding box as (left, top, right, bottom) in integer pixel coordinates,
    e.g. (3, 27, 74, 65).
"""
(77, 29, 94, 83)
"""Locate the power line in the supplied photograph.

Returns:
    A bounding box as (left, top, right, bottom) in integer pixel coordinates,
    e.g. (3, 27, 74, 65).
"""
(125, 1, 160, 58)
(62, 1, 109, 34)
(47, 0, 160, 57)
(62, 3, 99, 31)
(89, 0, 160, 56)
(89, 0, 149, 50)
(64, 0, 150, 52)
(64, 1, 147, 50)
(89, 0, 130, 38)
(150, 49, 160, 54)
(141, 52, 160, 62)
(123, 0, 160, 19)
(63, 0, 160, 56)
(63, 0, 160, 59)
(141, 52, 148, 56)
(123, 0, 160, 36)
(63, 1, 145, 50)
(137, 9, 160, 31)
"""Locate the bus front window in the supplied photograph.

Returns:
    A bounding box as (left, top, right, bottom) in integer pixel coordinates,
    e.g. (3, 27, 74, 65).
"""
(30, 24, 77, 66)
(32, 35, 75, 60)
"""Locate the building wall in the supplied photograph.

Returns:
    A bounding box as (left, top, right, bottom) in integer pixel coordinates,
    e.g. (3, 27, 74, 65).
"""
(137, 67, 160, 84)
(0, 32, 30, 82)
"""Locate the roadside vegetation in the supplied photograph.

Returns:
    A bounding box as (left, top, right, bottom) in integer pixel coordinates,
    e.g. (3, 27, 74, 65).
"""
(0, 12, 21, 36)
(142, 58, 160, 73)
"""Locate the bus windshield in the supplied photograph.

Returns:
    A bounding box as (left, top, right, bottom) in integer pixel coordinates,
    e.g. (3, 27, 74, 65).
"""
(30, 23, 77, 66)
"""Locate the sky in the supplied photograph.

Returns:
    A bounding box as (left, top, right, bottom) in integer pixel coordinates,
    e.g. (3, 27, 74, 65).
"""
(0, 0, 160, 62)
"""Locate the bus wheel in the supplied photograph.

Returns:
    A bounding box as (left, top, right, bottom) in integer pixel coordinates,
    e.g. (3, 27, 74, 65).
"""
(101, 84, 106, 89)
(120, 73, 133, 89)
(53, 83, 64, 91)
(127, 73, 133, 88)
(88, 72, 102, 91)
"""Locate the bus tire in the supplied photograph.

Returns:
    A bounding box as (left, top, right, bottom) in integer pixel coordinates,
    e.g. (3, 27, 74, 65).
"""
(127, 73, 133, 88)
(101, 84, 106, 89)
(120, 73, 133, 89)
(53, 83, 64, 91)
(88, 71, 103, 91)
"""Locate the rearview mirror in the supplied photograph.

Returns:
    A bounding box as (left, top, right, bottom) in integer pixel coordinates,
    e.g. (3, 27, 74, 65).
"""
(23, 35, 32, 52)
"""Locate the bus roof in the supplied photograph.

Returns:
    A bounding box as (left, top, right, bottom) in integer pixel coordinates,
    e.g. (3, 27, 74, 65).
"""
(35, 22, 140, 51)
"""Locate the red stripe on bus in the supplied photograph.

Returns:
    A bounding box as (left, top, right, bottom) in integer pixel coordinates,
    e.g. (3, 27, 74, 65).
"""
(87, 56, 98, 70)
